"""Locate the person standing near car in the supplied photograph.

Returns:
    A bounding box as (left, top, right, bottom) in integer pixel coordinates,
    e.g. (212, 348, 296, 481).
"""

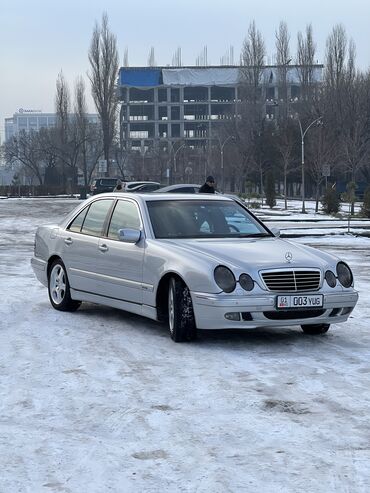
(199, 176, 216, 193)
(113, 179, 123, 192)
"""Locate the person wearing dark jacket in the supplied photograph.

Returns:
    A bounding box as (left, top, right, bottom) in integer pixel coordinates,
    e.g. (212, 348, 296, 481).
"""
(199, 176, 216, 193)
(113, 179, 123, 192)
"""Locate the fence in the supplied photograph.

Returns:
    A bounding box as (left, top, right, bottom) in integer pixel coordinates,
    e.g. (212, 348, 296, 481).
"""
(0, 185, 84, 197)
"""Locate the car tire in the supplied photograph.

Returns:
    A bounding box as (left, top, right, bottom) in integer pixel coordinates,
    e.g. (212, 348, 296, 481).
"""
(301, 323, 330, 335)
(168, 277, 197, 342)
(48, 259, 81, 312)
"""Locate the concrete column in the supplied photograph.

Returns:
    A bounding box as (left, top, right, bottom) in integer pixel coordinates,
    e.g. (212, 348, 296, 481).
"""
(179, 87, 184, 139)
(167, 87, 171, 137)
(154, 87, 159, 140)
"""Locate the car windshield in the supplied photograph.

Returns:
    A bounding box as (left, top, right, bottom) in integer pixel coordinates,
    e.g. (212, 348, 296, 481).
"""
(147, 200, 271, 239)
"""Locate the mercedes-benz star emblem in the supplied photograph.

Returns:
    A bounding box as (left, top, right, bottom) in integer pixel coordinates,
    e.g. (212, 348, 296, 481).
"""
(285, 251, 293, 263)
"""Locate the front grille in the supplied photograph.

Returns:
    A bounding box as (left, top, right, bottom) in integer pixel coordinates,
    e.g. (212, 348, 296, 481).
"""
(263, 309, 325, 320)
(261, 270, 321, 292)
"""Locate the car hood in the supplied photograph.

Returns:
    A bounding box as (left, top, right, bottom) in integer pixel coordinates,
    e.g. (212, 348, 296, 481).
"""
(160, 237, 335, 270)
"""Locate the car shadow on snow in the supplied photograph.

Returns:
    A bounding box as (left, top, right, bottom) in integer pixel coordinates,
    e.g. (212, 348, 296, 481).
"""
(196, 327, 324, 346)
(66, 303, 339, 349)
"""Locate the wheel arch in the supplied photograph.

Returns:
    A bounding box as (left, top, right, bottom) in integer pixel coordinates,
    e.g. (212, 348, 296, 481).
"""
(156, 272, 187, 322)
(47, 255, 62, 276)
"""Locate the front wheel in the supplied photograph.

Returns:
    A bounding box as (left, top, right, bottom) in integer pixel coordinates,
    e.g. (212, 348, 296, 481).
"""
(301, 323, 330, 335)
(48, 259, 81, 312)
(168, 277, 197, 342)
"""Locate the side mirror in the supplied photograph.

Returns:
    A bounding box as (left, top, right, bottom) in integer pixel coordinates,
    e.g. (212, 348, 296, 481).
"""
(118, 228, 142, 244)
(270, 227, 281, 237)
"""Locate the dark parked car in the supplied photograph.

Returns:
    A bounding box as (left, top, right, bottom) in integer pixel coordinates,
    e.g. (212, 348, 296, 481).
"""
(90, 178, 121, 195)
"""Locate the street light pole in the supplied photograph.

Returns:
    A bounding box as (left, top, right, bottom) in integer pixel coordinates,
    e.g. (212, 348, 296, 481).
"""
(220, 135, 234, 192)
(173, 143, 186, 181)
(297, 116, 323, 213)
(141, 145, 151, 180)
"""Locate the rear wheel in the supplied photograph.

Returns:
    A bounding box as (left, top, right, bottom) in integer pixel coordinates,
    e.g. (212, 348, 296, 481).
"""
(168, 277, 197, 342)
(48, 259, 81, 312)
(301, 323, 330, 335)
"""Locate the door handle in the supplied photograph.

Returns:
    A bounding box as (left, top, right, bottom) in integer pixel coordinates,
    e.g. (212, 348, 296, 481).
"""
(99, 244, 108, 252)
(64, 237, 73, 245)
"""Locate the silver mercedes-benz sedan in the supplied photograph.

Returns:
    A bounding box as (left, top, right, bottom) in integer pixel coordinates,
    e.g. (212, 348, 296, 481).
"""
(31, 193, 358, 342)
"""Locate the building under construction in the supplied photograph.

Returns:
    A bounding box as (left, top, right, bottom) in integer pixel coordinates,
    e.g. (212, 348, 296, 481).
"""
(118, 64, 323, 153)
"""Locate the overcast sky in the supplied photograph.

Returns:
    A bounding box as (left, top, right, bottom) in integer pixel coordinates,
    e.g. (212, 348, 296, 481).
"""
(1, 0, 369, 141)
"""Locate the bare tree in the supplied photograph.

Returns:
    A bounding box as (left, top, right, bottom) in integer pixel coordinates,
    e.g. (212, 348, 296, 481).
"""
(306, 125, 336, 212)
(341, 73, 370, 212)
(237, 21, 267, 192)
(55, 70, 71, 187)
(323, 25, 369, 212)
(74, 77, 89, 197)
(325, 25, 349, 91)
(324, 25, 356, 125)
(54, 73, 83, 192)
(275, 119, 297, 209)
(240, 21, 266, 103)
(296, 24, 317, 103)
(275, 21, 291, 119)
(88, 12, 119, 175)
(4, 131, 44, 184)
(37, 127, 59, 185)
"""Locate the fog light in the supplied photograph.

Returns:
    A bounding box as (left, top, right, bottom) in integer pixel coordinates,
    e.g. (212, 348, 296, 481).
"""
(241, 312, 253, 321)
(225, 312, 241, 321)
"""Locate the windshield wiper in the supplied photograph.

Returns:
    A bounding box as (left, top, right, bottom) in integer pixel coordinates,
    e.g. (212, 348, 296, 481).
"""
(236, 232, 271, 238)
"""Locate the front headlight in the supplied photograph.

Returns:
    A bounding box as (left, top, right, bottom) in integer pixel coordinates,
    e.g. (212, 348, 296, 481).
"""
(214, 266, 236, 293)
(336, 262, 353, 288)
(239, 273, 254, 291)
(325, 270, 336, 288)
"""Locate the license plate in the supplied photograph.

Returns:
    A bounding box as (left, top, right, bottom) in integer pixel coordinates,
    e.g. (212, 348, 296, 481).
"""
(276, 294, 323, 309)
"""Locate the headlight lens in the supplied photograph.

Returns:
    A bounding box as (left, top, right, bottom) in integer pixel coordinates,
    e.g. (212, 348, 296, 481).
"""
(239, 273, 254, 291)
(325, 270, 336, 288)
(336, 262, 353, 288)
(214, 266, 236, 293)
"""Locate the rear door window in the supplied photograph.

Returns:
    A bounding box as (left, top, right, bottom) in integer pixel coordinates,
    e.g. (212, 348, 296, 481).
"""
(81, 199, 114, 236)
(68, 207, 88, 233)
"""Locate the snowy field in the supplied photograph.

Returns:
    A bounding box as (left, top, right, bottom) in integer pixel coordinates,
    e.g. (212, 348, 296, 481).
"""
(1, 197, 370, 492)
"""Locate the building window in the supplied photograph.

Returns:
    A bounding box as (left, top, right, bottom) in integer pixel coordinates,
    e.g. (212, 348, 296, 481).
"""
(158, 88, 167, 102)
(130, 131, 149, 139)
(159, 124, 167, 138)
(171, 106, 180, 120)
(159, 107, 168, 120)
(171, 124, 180, 138)
(171, 88, 180, 102)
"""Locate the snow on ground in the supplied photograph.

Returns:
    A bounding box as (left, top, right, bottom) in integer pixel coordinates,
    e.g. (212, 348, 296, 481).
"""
(1, 198, 370, 492)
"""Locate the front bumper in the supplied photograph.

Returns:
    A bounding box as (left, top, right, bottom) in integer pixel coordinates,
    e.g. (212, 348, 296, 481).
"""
(192, 290, 359, 330)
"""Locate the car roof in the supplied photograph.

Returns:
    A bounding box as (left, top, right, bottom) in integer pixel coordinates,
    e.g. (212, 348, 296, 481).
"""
(62, 192, 238, 229)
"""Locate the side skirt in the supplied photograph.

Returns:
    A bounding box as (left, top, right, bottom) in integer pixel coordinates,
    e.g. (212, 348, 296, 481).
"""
(70, 288, 158, 321)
